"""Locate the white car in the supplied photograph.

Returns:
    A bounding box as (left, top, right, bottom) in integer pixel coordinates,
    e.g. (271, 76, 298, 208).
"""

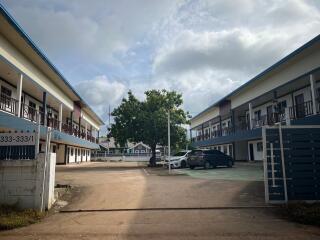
(165, 150, 191, 168)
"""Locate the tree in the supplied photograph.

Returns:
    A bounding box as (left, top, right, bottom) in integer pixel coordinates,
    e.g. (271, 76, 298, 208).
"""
(108, 90, 189, 167)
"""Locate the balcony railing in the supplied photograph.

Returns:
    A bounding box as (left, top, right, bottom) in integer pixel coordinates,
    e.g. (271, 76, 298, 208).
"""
(221, 126, 233, 136)
(21, 102, 40, 123)
(0, 94, 17, 115)
(0, 96, 98, 143)
(289, 100, 314, 119)
(47, 117, 60, 130)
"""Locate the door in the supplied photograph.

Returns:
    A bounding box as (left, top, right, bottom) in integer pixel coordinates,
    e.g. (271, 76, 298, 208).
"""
(28, 101, 36, 121)
(295, 94, 305, 118)
(249, 143, 254, 161)
(266, 105, 273, 125)
(228, 144, 233, 158)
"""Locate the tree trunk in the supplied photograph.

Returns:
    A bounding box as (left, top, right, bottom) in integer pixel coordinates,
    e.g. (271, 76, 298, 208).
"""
(149, 145, 156, 167)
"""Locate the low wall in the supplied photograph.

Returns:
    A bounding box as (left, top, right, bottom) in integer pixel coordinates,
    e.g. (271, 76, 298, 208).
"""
(93, 155, 150, 162)
(0, 153, 56, 210)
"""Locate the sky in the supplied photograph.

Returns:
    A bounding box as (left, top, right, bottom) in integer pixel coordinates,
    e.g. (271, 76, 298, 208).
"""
(1, 0, 320, 127)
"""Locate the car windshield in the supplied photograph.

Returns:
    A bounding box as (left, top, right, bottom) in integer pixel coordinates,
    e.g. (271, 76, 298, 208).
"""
(204, 150, 221, 154)
(173, 152, 186, 156)
(191, 150, 203, 155)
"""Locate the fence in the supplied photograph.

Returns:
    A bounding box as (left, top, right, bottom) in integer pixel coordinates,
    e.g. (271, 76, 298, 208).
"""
(263, 125, 320, 203)
(91, 151, 158, 162)
(92, 151, 152, 158)
(0, 132, 37, 160)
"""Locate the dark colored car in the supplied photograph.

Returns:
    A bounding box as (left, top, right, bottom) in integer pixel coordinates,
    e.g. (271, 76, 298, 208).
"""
(187, 149, 233, 169)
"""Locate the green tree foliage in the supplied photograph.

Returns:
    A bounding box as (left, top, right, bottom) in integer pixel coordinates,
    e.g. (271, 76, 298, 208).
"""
(108, 90, 189, 166)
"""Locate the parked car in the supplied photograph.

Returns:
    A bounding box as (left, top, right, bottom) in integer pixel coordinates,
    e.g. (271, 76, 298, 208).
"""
(187, 149, 233, 169)
(165, 150, 191, 168)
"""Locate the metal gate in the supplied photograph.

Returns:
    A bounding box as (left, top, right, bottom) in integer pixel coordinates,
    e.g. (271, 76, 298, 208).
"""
(263, 125, 320, 203)
(0, 132, 36, 160)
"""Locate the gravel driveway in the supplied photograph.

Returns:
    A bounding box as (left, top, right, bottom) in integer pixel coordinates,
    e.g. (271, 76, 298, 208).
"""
(0, 162, 319, 240)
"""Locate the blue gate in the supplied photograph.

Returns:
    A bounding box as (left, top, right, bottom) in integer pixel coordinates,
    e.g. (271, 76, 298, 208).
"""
(263, 125, 320, 203)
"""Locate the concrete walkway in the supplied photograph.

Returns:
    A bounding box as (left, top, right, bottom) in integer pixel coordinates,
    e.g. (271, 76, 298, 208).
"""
(0, 162, 319, 240)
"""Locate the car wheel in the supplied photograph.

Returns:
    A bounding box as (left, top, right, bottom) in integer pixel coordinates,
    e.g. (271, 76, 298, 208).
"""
(204, 161, 211, 169)
(227, 160, 233, 168)
(190, 165, 195, 169)
(180, 160, 187, 168)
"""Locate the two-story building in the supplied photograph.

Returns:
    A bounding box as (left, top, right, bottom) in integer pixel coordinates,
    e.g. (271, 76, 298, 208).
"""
(190, 34, 320, 161)
(0, 5, 104, 164)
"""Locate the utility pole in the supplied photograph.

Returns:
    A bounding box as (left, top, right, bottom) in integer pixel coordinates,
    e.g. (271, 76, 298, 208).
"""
(108, 105, 111, 128)
(168, 111, 171, 173)
(107, 105, 111, 154)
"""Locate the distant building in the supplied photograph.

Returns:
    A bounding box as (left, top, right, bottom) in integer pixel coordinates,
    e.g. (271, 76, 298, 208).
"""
(99, 137, 162, 155)
(127, 142, 151, 154)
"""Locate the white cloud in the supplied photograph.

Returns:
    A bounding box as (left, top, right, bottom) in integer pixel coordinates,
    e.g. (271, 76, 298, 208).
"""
(149, 0, 320, 114)
(1, 0, 320, 119)
(75, 75, 127, 117)
(3, 0, 182, 65)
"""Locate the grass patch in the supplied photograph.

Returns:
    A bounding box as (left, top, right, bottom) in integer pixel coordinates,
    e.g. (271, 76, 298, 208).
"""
(0, 204, 45, 231)
(281, 202, 320, 226)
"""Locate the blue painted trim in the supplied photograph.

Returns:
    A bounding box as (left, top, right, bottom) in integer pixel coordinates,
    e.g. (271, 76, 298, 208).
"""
(192, 34, 320, 120)
(0, 111, 100, 149)
(191, 128, 262, 147)
(0, 4, 104, 125)
(291, 114, 320, 125)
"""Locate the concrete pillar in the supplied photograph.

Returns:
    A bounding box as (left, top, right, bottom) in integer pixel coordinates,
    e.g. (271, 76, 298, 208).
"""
(219, 116, 222, 136)
(285, 107, 291, 125)
(85, 122, 88, 140)
(16, 74, 23, 117)
(58, 103, 63, 131)
(90, 125, 93, 142)
(248, 102, 253, 130)
(42, 92, 47, 126)
(78, 116, 81, 137)
(310, 74, 317, 115)
(201, 124, 204, 140)
(70, 111, 74, 135)
(231, 110, 235, 133)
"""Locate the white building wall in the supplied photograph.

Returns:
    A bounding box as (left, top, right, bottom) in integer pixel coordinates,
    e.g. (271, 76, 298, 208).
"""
(191, 107, 219, 129)
(0, 34, 102, 131)
(76, 148, 82, 162)
(0, 153, 56, 210)
(68, 146, 75, 163)
(0, 34, 74, 110)
(248, 140, 263, 161)
(231, 47, 320, 109)
(87, 150, 91, 162)
(56, 145, 65, 164)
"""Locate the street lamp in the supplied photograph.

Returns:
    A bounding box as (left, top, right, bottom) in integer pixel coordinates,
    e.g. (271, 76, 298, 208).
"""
(168, 110, 171, 173)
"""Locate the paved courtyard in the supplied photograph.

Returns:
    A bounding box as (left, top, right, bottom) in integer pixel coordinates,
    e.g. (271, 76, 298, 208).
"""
(176, 162, 264, 181)
(0, 162, 319, 240)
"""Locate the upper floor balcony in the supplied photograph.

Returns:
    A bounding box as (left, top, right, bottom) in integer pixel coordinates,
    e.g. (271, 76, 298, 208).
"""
(191, 90, 320, 145)
(0, 92, 98, 144)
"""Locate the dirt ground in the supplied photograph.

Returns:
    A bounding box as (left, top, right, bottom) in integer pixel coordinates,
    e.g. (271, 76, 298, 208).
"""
(0, 161, 319, 240)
